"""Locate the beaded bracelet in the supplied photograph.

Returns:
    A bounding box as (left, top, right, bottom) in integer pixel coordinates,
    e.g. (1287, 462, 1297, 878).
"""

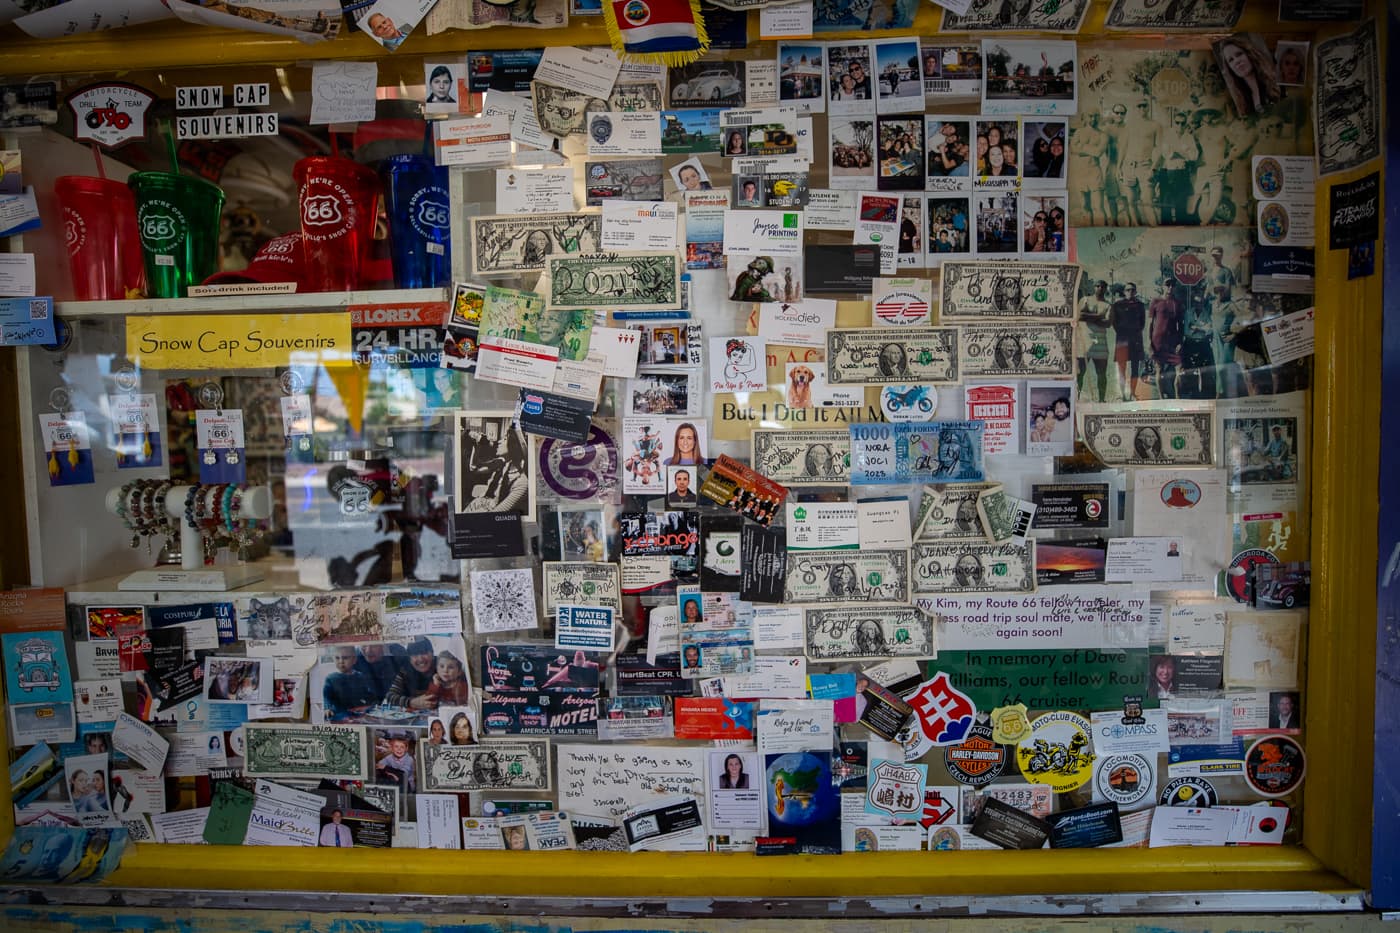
(183, 484, 202, 531)
(116, 481, 141, 547)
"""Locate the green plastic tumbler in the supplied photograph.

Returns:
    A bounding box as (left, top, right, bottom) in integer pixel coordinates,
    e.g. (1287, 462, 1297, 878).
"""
(127, 171, 226, 298)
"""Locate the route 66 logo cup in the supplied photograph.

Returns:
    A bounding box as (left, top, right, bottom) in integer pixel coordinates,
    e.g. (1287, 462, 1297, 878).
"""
(52, 176, 146, 300)
(126, 171, 226, 298)
(293, 155, 381, 292)
(381, 154, 451, 288)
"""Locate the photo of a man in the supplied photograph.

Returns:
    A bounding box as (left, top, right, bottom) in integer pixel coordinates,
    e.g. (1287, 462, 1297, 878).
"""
(1269, 691, 1300, 730)
(667, 466, 698, 508)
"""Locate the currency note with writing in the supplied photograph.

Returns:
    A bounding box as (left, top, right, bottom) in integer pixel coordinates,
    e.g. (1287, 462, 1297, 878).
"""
(242, 724, 369, 781)
(804, 607, 935, 661)
(1081, 410, 1213, 466)
(421, 740, 552, 792)
(940, 0, 1091, 32)
(544, 252, 682, 311)
(470, 212, 602, 276)
(825, 327, 960, 385)
(784, 549, 910, 605)
(751, 429, 851, 487)
(958, 323, 1073, 378)
(939, 262, 1081, 322)
(976, 487, 1036, 544)
(849, 421, 986, 484)
(914, 482, 1001, 541)
(911, 541, 1037, 594)
(532, 81, 605, 139)
(542, 561, 623, 615)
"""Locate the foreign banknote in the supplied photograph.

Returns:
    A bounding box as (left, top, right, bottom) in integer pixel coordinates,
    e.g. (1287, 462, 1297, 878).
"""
(751, 429, 851, 486)
(825, 327, 960, 385)
(911, 541, 1037, 594)
(804, 607, 935, 661)
(849, 421, 986, 484)
(957, 323, 1074, 378)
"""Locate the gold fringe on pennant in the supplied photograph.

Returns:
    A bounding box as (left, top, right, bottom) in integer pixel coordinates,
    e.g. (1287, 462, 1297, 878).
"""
(602, 0, 711, 68)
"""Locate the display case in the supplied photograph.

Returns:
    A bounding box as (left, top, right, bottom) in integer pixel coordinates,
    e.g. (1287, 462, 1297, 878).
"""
(0, 0, 1385, 914)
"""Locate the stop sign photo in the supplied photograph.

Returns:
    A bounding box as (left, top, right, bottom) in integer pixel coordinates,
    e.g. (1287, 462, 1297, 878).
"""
(1172, 251, 1205, 285)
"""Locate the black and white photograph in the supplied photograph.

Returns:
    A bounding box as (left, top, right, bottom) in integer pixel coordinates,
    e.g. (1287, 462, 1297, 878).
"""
(454, 411, 535, 520)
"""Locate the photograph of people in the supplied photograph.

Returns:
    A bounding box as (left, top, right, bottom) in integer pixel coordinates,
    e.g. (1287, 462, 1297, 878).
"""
(363, 8, 407, 51)
(425, 64, 456, 104)
(427, 718, 447, 746)
(1148, 655, 1177, 699)
(681, 595, 703, 627)
(725, 130, 747, 156)
(449, 710, 479, 745)
(670, 158, 711, 193)
(459, 417, 529, 515)
(667, 466, 697, 508)
(719, 753, 750, 789)
(1213, 35, 1282, 117)
(320, 809, 354, 847)
(665, 422, 704, 466)
(1275, 42, 1307, 87)
(1269, 691, 1300, 729)
(682, 644, 702, 670)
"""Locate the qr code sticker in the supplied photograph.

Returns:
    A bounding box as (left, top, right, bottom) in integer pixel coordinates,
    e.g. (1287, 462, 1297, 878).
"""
(29, 300, 48, 320)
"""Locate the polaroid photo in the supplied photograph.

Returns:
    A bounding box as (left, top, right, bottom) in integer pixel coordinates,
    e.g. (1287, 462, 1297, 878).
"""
(829, 116, 877, 190)
(875, 115, 925, 192)
(1020, 191, 1069, 259)
(626, 369, 702, 416)
(1026, 380, 1075, 457)
(981, 40, 1079, 117)
(65, 752, 118, 828)
(454, 411, 535, 522)
(974, 191, 1020, 257)
(667, 465, 701, 510)
(1275, 41, 1308, 87)
(203, 657, 273, 704)
(827, 42, 876, 115)
(669, 156, 714, 197)
(424, 61, 464, 114)
(778, 42, 826, 114)
(926, 116, 975, 192)
(974, 118, 1022, 190)
(926, 195, 974, 265)
(874, 38, 923, 114)
(1021, 119, 1068, 188)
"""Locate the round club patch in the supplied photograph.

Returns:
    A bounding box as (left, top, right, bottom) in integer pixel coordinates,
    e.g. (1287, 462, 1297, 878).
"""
(1244, 734, 1306, 797)
(944, 724, 1007, 787)
(1015, 711, 1095, 794)
(1094, 753, 1153, 809)
(1159, 775, 1218, 807)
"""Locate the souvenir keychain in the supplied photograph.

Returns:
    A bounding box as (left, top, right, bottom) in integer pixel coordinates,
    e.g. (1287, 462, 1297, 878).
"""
(40, 388, 95, 487)
(109, 364, 163, 468)
(278, 370, 315, 464)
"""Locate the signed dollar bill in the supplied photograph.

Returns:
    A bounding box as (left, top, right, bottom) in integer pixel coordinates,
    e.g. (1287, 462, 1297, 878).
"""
(608, 82, 664, 112)
(940, 0, 1091, 32)
(243, 724, 368, 781)
(804, 607, 935, 661)
(544, 252, 682, 311)
(957, 323, 1073, 378)
(751, 429, 851, 486)
(912, 541, 1037, 594)
(976, 487, 1036, 544)
(1105, 0, 1243, 29)
(1081, 410, 1213, 466)
(939, 262, 1081, 322)
(825, 327, 960, 385)
(1315, 20, 1380, 176)
(914, 482, 1001, 541)
(784, 549, 910, 605)
(849, 421, 986, 484)
(470, 212, 602, 277)
(532, 81, 605, 138)
(421, 740, 552, 792)
(542, 561, 623, 615)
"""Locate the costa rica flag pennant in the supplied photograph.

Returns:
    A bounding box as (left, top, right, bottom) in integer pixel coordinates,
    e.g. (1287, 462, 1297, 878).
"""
(604, 0, 709, 66)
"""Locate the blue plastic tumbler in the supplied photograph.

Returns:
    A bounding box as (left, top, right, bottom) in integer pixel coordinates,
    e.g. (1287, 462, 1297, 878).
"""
(381, 154, 452, 288)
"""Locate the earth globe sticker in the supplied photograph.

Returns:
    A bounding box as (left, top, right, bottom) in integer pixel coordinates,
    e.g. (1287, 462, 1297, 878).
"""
(766, 752, 838, 826)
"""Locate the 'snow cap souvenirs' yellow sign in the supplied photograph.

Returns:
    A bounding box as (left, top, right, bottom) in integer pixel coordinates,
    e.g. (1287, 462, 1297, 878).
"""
(125, 313, 351, 370)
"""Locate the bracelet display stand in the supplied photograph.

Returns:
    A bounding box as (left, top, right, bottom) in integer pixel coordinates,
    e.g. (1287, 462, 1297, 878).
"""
(104, 484, 273, 591)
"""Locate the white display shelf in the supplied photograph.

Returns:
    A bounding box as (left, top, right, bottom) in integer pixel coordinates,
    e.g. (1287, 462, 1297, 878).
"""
(54, 287, 447, 319)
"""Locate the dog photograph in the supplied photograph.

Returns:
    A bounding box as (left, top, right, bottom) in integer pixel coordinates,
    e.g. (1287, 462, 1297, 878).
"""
(787, 364, 816, 408)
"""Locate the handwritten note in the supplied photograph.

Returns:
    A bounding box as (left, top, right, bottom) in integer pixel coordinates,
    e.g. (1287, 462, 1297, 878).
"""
(310, 62, 378, 125)
(556, 744, 708, 823)
(756, 700, 834, 756)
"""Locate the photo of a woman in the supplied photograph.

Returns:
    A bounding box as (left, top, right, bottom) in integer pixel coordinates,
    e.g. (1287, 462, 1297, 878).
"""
(1148, 655, 1177, 699)
(1213, 35, 1282, 117)
(726, 130, 747, 156)
(449, 711, 478, 746)
(425, 65, 456, 104)
(427, 718, 447, 745)
(719, 754, 749, 789)
(666, 422, 703, 466)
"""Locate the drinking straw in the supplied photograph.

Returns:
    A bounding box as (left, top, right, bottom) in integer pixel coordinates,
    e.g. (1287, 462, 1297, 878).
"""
(164, 122, 179, 172)
(90, 142, 106, 180)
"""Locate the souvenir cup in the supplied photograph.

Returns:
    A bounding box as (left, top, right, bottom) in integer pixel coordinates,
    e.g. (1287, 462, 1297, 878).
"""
(53, 176, 147, 301)
(293, 156, 381, 292)
(381, 154, 451, 289)
(126, 171, 226, 299)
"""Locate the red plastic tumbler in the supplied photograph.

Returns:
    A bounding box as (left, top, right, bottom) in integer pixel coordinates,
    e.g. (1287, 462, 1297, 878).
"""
(53, 175, 146, 300)
(292, 156, 381, 292)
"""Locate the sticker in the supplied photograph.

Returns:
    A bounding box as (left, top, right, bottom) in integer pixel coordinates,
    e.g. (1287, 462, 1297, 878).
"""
(1226, 548, 1280, 603)
(537, 425, 619, 502)
(898, 671, 976, 759)
(67, 83, 155, 149)
(989, 703, 1030, 744)
(1092, 753, 1153, 809)
(1015, 711, 1095, 794)
(1243, 734, 1306, 798)
(942, 723, 1006, 787)
(880, 385, 939, 422)
(1158, 775, 1218, 807)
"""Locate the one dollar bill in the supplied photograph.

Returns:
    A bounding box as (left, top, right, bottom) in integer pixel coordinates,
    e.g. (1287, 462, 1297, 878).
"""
(751, 429, 851, 486)
(939, 261, 1082, 322)
(469, 212, 602, 277)
(1081, 410, 1213, 466)
(825, 327, 960, 385)
(958, 323, 1073, 378)
(911, 541, 1037, 594)
(914, 482, 1001, 541)
(421, 740, 552, 792)
(784, 548, 910, 605)
(804, 607, 935, 661)
(242, 724, 368, 781)
(532, 81, 604, 139)
(545, 252, 682, 311)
